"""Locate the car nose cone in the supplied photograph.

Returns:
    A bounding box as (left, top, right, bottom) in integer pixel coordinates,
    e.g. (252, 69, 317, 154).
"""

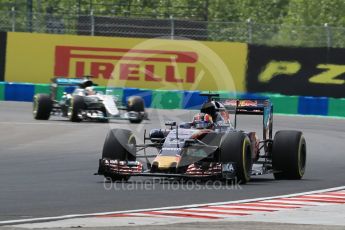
(153, 156, 179, 169)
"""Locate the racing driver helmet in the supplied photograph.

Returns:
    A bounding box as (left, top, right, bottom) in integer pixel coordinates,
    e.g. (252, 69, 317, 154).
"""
(85, 86, 96, 95)
(192, 113, 214, 129)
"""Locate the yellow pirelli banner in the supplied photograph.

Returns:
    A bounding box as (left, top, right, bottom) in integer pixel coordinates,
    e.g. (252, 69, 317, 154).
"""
(5, 32, 247, 91)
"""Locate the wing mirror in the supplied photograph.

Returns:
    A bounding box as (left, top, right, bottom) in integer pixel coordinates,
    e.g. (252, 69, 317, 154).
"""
(184, 139, 195, 147)
(165, 121, 177, 129)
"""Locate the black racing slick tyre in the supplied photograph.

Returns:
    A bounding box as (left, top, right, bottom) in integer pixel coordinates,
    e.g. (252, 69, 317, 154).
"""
(100, 107, 109, 123)
(68, 95, 85, 122)
(102, 129, 136, 181)
(102, 129, 136, 160)
(127, 96, 145, 124)
(33, 94, 52, 120)
(272, 130, 306, 180)
(220, 132, 252, 184)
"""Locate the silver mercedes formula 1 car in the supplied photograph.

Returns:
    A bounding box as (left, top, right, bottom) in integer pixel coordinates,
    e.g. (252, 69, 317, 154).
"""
(96, 93, 307, 184)
(33, 77, 147, 123)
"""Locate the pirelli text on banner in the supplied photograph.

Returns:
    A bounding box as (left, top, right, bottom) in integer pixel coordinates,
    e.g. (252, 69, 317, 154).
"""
(5, 32, 247, 92)
(54, 46, 197, 84)
(246, 45, 345, 98)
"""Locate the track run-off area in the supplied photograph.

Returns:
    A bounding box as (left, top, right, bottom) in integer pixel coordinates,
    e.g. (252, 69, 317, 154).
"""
(0, 101, 345, 226)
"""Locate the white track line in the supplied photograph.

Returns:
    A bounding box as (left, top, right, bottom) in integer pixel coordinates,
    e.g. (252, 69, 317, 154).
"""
(1, 185, 345, 225)
(207, 205, 281, 211)
(279, 197, 345, 203)
(181, 207, 252, 215)
(309, 194, 345, 198)
(262, 199, 331, 206)
(143, 210, 223, 219)
(259, 200, 318, 206)
(152, 210, 234, 219)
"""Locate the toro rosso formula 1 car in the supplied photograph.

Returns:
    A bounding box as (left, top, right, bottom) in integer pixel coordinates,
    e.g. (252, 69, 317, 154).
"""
(96, 93, 306, 183)
(33, 77, 146, 123)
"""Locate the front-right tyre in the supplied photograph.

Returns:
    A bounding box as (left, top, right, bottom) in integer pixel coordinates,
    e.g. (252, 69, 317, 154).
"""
(272, 130, 306, 180)
(127, 96, 145, 123)
(220, 132, 252, 184)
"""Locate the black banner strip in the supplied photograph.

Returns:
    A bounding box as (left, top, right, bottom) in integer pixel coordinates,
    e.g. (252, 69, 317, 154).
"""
(246, 45, 345, 98)
(0, 32, 7, 82)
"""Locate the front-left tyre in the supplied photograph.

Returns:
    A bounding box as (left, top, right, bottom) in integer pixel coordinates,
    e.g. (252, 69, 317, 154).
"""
(33, 94, 53, 120)
(272, 130, 307, 180)
(68, 95, 85, 122)
(100, 129, 137, 181)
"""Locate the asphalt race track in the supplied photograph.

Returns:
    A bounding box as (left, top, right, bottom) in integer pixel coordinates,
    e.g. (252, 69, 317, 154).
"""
(0, 101, 345, 222)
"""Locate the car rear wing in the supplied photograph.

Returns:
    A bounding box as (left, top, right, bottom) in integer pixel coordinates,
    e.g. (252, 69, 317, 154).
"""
(200, 92, 272, 115)
(49, 77, 97, 100)
(52, 76, 97, 87)
(219, 99, 271, 115)
(224, 99, 273, 140)
(53, 78, 85, 86)
(200, 93, 273, 140)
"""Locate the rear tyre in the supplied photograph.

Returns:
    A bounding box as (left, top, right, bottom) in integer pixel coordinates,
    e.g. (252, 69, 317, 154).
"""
(68, 95, 85, 122)
(220, 132, 252, 184)
(272, 130, 306, 180)
(127, 96, 145, 124)
(33, 94, 52, 120)
(100, 107, 109, 123)
(102, 129, 136, 181)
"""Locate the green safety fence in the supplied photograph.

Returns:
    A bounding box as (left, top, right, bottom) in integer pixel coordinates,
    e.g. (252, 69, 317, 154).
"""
(216, 91, 238, 99)
(1, 82, 345, 118)
(93, 86, 107, 94)
(108, 88, 124, 102)
(328, 98, 345, 117)
(56, 86, 65, 100)
(0, 82, 4, 100)
(151, 90, 183, 109)
(268, 94, 299, 114)
(34, 84, 50, 95)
